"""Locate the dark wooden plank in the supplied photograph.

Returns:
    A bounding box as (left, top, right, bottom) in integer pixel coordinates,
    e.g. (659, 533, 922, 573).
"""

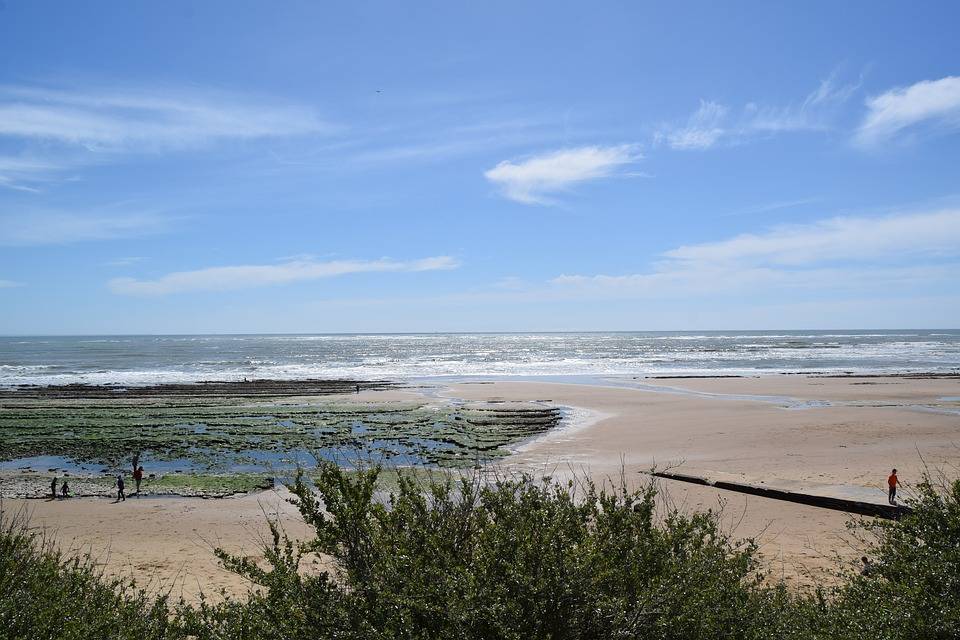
(650, 471, 912, 520)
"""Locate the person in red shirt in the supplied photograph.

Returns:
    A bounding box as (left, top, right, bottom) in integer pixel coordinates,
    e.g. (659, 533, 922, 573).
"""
(887, 468, 901, 505)
(133, 465, 144, 496)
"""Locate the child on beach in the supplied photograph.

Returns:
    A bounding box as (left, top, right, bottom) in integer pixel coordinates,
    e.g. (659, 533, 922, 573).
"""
(60, 479, 70, 498)
(116, 474, 126, 502)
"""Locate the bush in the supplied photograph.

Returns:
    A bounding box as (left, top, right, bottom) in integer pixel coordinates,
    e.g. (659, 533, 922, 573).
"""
(0, 505, 173, 640)
(217, 464, 811, 639)
(825, 477, 960, 640)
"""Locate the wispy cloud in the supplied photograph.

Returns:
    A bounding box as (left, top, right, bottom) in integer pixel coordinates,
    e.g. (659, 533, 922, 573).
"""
(0, 156, 64, 193)
(280, 115, 566, 169)
(484, 144, 640, 205)
(664, 209, 960, 265)
(856, 76, 960, 146)
(109, 256, 460, 295)
(657, 100, 728, 150)
(0, 279, 23, 289)
(0, 84, 330, 151)
(0, 210, 170, 246)
(719, 197, 820, 218)
(748, 72, 860, 133)
(657, 73, 859, 150)
(551, 209, 960, 297)
(102, 256, 147, 267)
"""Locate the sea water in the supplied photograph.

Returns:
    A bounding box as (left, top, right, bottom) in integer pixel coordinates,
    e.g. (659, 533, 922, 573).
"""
(2, 331, 958, 387)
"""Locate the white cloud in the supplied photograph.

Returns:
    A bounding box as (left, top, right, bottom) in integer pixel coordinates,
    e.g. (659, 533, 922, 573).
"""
(551, 209, 960, 298)
(0, 279, 23, 288)
(109, 256, 460, 295)
(553, 264, 958, 297)
(665, 209, 960, 265)
(657, 100, 728, 150)
(0, 84, 330, 151)
(484, 144, 640, 204)
(856, 76, 960, 145)
(103, 256, 147, 267)
(748, 72, 859, 133)
(658, 73, 858, 150)
(0, 210, 170, 246)
(0, 156, 63, 192)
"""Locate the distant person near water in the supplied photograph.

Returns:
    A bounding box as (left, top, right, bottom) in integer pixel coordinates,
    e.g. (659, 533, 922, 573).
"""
(60, 479, 70, 498)
(50, 476, 57, 499)
(133, 465, 144, 495)
(116, 474, 126, 502)
(888, 469, 901, 505)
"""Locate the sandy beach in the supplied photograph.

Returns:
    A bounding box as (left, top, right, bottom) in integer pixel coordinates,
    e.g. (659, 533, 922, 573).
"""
(5, 374, 959, 601)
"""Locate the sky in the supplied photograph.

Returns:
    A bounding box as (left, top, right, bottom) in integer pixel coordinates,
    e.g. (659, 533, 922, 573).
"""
(1, 1, 959, 334)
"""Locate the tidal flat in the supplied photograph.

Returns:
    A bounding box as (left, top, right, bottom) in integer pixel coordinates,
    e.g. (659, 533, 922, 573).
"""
(0, 379, 562, 498)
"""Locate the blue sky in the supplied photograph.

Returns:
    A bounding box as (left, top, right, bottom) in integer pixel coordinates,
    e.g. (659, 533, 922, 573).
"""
(1, 1, 959, 333)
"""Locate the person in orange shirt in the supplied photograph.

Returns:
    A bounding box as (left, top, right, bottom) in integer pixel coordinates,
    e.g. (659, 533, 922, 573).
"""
(887, 468, 901, 505)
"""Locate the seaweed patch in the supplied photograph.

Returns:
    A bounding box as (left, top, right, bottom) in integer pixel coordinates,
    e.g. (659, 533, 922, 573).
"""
(0, 380, 562, 497)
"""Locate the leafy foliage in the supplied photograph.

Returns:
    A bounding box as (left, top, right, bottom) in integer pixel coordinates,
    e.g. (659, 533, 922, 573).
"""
(824, 477, 960, 640)
(219, 465, 808, 639)
(0, 507, 172, 640)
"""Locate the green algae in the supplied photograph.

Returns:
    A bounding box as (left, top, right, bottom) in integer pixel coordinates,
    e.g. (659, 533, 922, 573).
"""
(144, 473, 273, 495)
(0, 393, 562, 474)
(2, 473, 276, 499)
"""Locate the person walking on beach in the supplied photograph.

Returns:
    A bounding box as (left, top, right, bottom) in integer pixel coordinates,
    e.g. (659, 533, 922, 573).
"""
(60, 479, 70, 498)
(887, 468, 901, 505)
(116, 474, 126, 502)
(133, 465, 144, 496)
(50, 476, 58, 499)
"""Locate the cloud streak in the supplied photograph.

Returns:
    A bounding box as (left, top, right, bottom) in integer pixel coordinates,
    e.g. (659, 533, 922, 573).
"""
(665, 209, 960, 265)
(657, 100, 728, 150)
(0, 156, 65, 193)
(657, 73, 859, 150)
(484, 144, 640, 204)
(0, 210, 171, 246)
(856, 76, 960, 145)
(551, 209, 960, 298)
(109, 256, 460, 295)
(0, 84, 330, 151)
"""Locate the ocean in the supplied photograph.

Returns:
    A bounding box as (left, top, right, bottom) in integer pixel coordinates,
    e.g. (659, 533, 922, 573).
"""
(1, 331, 958, 387)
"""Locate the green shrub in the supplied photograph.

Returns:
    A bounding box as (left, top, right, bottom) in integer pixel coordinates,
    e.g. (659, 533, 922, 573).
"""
(825, 477, 960, 640)
(0, 506, 173, 640)
(217, 464, 812, 639)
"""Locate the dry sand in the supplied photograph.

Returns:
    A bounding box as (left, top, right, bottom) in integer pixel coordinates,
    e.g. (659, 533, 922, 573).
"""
(7, 486, 315, 602)
(5, 375, 959, 600)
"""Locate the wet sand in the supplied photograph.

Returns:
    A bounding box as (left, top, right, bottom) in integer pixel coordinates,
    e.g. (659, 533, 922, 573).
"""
(4, 375, 959, 600)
